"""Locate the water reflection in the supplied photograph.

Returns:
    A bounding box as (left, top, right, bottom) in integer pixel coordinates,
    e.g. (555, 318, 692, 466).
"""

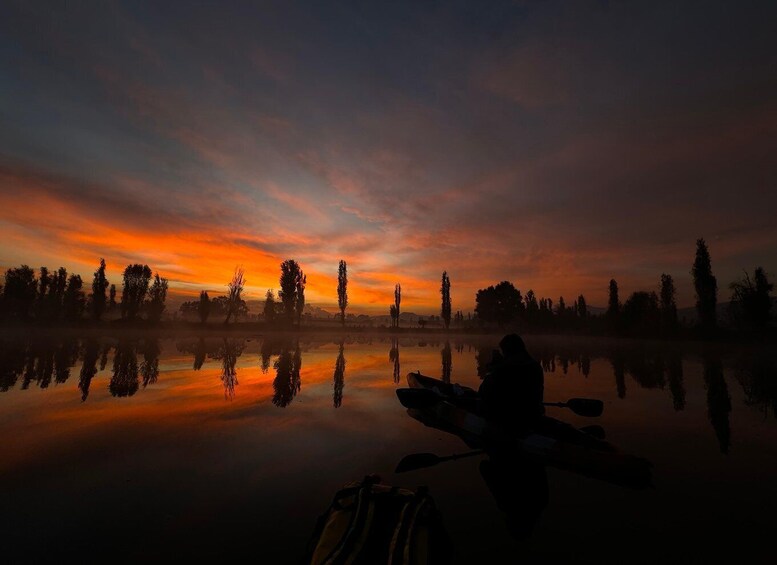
(140, 339, 161, 388)
(441, 340, 452, 384)
(1, 335, 776, 451)
(110, 341, 138, 397)
(273, 340, 302, 408)
(213, 338, 244, 400)
(703, 350, 732, 454)
(734, 349, 777, 418)
(479, 456, 548, 540)
(79, 339, 100, 401)
(333, 341, 345, 408)
(389, 337, 400, 384)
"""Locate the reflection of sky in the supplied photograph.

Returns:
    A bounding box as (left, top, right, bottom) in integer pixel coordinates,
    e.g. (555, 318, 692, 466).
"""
(2, 336, 777, 562)
(1, 2, 776, 312)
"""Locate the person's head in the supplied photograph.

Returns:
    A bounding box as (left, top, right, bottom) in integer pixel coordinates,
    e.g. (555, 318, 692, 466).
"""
(499, 333, 527, 358)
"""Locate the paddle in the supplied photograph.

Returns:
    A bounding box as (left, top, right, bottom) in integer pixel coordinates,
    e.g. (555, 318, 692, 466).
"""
(395, 450, 484, 473)
(396, 388, 603, 418)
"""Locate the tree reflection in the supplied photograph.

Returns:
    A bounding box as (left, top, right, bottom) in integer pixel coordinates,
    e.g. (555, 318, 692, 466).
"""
(702, 351, 731, 454)
(441, 341, 452, 384)
(54, 339, 78, 384)
(611, 351, 627, 399)
(140, 339, 161, 388)
(735, 350, 777, 418)
(273, 340, 301, 407)
(213, 338, 244, 400)
(666, 351, 685, 411)
(333, 341, 345, 408)
(389, 337, 400, 384)
(0, 339, 25, 391)
(193, 337, 207, 370)
(110, 341, 139, 397)
(79, 339, 100, 401)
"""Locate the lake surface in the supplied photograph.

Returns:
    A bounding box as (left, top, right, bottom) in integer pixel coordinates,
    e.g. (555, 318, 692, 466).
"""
(1, 333, 776, 564)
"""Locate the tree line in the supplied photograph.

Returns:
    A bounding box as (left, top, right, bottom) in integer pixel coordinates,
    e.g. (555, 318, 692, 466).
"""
(472, 238, 773, 337)
(1, 238, 772, 336)
(0, 259, 168, 324)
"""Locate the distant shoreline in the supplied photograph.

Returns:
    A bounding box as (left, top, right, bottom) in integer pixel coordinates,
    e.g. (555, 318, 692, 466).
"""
(1, 320, 774, 346)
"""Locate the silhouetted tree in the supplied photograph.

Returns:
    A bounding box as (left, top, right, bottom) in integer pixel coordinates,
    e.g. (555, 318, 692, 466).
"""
(621, 291, 660, 335)
(556, 296, 567, 327)
(2, 265, 37, 319)
(198, 291, 210, 323)
(441, 271, 451, 330)
(338, 260, 348, 327)
(729, 267, 773, 331)
(224, 266, 246, 324)
(35, 266, 51, 319)
(394, 283, 402, 329)
(263, 289, 276, 324)
(62, 274, 85, 322)
(120, 264, 152, 320)
(295, 271, 306, 327)
(109, 284, 117, 311)
(476, 281, 522, 328)
(38, 266, 50, 300)
(577, 295, 588, 320)
(524, 290, 538, 326)
(145, 274, 168, 324)
(606, 279, 620, 330)
(659, 274, 678, 334)
(333, 341, 345, 408)
(211, 295, 247, 320)
(279, 260, 303, 327)
(90, 258, 109, 321)
(692, 238, 718, 333)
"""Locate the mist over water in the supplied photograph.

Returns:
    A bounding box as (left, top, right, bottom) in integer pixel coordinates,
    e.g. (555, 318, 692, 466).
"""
(1, 333, 776, 563)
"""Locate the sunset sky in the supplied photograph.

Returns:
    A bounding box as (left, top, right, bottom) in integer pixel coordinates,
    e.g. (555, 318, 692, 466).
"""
(1, 1, 775, 314)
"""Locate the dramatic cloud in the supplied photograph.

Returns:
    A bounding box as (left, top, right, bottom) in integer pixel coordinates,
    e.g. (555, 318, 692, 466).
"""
(1, 1, 775, 312)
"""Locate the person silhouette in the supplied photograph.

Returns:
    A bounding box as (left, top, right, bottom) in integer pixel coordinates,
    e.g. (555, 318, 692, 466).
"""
(478, 334, 545, 431)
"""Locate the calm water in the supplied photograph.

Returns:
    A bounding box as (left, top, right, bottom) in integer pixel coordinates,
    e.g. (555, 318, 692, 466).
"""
(1, 333, 776, 564)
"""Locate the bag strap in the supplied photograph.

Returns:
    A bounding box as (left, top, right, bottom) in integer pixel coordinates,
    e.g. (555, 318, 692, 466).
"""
(321, 476, 379, 564)
(388, 486, 432, 565)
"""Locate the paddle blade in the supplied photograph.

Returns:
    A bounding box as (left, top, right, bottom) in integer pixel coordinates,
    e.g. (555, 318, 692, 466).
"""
(566, 398, 604, 417)
(396, 388, 440, 409)
(395, 452, 441, 473)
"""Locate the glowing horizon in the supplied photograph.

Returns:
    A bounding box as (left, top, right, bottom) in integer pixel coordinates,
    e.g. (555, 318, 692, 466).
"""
(1, 2, 775, 314)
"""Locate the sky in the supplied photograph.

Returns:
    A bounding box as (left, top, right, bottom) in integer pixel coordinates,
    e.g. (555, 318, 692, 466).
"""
(1, 1, 775, 314)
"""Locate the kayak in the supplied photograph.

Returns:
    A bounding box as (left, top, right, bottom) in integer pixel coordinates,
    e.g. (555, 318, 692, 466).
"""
(401, 372, 652, 489)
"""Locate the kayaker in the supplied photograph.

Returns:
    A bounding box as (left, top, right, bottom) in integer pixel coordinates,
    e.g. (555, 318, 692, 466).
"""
(478, 333, 545, 430)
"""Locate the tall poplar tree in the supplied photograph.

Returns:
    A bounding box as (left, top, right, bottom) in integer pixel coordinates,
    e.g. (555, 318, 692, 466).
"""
(441, 271, 451, 330)
(692, 238, 718, 332)
(91, 258, 109, 321)
(394, 283, 401, 329)
(337, 260, 348, 327)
